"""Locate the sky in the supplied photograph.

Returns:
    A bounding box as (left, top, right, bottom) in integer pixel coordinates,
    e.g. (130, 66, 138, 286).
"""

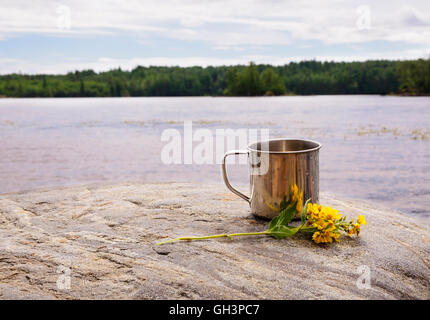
(0, 0, 429, 74)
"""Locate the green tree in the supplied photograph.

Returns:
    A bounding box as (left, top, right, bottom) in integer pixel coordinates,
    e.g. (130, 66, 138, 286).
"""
(261, 68, 286, 95)
(225, 62, 264, 96)
(0, 59, 428, 97)
(239, 62, 264, 96)
(80, 79, 85, 96)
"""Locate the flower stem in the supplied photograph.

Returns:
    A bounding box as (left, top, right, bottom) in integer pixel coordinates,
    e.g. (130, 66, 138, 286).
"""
(299, 226, 316, 233)
(156, 231, 271, 245)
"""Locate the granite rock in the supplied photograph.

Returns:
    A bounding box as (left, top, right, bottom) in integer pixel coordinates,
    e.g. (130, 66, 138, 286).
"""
(0, 183, 429, 299)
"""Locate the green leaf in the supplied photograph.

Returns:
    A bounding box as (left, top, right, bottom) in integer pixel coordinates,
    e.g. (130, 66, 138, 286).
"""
(268, 200, 298, 230)
(269, 225, 300, 239)
(301, 199, 311, 225)
(268, 215, 279, 230)
(279, 195, 288, 211)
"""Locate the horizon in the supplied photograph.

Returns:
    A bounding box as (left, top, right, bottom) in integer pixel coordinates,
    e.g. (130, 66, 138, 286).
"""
(1, 0, 430, 74)
(0, 58, 426, 76)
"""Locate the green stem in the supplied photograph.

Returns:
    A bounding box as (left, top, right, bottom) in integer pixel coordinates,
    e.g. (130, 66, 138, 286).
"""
(156, 231, 271, 245)
(299, 226, 317, 233)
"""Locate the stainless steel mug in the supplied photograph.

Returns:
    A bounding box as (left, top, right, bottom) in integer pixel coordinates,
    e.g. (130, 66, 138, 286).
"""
(222, 138, 322, 219)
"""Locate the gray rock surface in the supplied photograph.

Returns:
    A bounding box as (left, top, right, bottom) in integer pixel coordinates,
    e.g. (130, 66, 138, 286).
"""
(0, 183, 429, 300)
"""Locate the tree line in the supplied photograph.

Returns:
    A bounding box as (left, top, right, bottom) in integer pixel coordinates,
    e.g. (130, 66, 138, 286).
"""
(0, 59, 429, 97)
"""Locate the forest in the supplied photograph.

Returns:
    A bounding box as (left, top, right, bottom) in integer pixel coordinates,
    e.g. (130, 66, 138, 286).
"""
(0, 59, 429, 97)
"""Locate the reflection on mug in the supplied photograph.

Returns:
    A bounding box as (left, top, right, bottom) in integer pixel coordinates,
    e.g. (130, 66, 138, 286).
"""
(266, 183, 303, 216)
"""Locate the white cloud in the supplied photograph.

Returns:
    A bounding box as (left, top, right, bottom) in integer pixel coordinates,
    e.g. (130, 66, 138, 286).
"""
(1, 0, 430, 74)
(0, 0, 430, 46)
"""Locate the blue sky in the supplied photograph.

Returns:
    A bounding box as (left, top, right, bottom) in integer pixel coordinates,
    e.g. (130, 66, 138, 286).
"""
(0, 0, 429, 74)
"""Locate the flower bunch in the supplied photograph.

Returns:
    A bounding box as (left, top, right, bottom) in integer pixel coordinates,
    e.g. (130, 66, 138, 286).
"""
(157, 189, 366, 246)
(304, 203, 367, 243)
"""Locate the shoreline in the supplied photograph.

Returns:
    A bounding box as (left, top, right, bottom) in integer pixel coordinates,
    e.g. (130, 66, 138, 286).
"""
(2, 93, 430, 98)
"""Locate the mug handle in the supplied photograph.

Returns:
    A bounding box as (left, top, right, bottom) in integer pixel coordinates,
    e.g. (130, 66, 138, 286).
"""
(222, 150, 250, 203)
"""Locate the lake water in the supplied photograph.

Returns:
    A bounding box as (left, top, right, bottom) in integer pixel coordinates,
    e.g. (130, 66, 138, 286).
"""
(0, 96, 429, 222)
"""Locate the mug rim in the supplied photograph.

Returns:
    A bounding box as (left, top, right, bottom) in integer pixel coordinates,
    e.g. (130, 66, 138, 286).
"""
(247, 138, 322, 154)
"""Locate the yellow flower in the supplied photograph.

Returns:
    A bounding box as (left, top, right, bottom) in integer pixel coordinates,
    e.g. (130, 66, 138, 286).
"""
(357, 215, 367, 225)
(296, 191, 303, 212)
(312, 231, 325, 243)
(312, 230, 333, 244)
(329, 231, 341, 242)
(312, 219, 327, 230)
(306, 202, 366, 243)
(347, 223, 361, 236)
(354, 223, 361, 235)
(289, 184, 304, 213)
(325, 220, 336, 232)
(309, 203, 320, 213)
(307, 203, 324, 220)
(323, 206, 342, 220)
(291, 184, 299, 197)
